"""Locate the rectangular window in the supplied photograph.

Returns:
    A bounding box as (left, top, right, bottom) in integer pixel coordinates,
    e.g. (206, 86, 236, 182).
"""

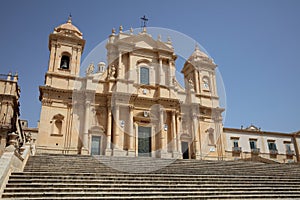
(140, 67, 149, 85)
(268, 141, 277, 150)
(233, 139, 239, 147)
(249, 140, 257, 149)
(285, 143, 291, 151)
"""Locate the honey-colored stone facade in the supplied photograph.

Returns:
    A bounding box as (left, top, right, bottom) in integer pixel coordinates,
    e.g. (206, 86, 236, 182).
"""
(36, 18, 224, 159)
(35, 17, 300, 162)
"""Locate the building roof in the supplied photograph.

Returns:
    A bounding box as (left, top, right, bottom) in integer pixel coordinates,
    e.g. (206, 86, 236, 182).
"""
(187, 44, 209, 61)
(53, 16, 83, 39)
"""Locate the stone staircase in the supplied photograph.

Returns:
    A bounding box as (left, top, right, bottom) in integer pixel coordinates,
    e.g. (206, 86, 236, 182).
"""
(2, 154, 300, 199)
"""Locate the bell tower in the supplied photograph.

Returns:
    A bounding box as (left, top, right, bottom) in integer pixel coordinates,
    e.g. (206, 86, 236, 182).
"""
(45, 16, 85, 88)
(181, 45, 224, 159)
(37, 16, 85, 154)
(181, 45, 220, 107)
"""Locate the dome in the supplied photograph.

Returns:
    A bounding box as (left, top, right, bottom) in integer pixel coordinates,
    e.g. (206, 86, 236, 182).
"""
(53, 16, 83, 39)
(188, 45, 209, 62)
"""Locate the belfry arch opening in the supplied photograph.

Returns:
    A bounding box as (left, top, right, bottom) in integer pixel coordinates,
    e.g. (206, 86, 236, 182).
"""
(60, 55, 70, 69)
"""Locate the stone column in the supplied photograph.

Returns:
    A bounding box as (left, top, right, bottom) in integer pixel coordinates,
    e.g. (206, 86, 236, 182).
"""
(82, 100, 90, 154)
(75, 48, 82, 76)
(176, 114, 182, 155)
(159, 58, 163, 85)
(118, 51, 122, 78)
(160, 108, 168, 158)
(113, 105, 119, 147)
(128, 52, 131, 80)
(49, 44, 56, 72)
(134, 122, 138, 156)
(192, 113, 201, 159)
(105, 106, 112, 156)
(169, 60, 173, 86)
(128, 105, 135, 156)
(171, 110, 179, 158)
(194, 70, 200, 94)
(113, 105, 123, 156)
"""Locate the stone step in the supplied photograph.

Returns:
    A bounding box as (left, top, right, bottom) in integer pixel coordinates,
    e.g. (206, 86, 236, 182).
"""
(2, 194, 300, 200)
(3, 154, 300, 199)
(6, 183, 300, 189)
(7, 181, 300, 187)
(3, 190, 300, 198)
(7, 176, 300, 184)
(4, 187, 300, 194)
(11, 172, 300, 180)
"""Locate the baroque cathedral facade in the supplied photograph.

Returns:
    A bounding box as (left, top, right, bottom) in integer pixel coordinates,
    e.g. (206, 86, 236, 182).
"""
(36, 17, 224, 160)
(34, 17, 300, 163)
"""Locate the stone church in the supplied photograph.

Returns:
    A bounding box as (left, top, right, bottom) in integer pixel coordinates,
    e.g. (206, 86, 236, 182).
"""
(34, 17, 300, 163)
(36, 17, 224, 160)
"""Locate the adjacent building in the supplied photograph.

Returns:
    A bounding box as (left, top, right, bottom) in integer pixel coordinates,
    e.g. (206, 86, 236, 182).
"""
(224, 125, 300, 163)
(0, 73, 25, 156)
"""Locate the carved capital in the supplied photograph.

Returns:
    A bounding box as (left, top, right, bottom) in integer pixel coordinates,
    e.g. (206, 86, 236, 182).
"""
(192, 113, 198, 119)
(41, 98, 52, 106)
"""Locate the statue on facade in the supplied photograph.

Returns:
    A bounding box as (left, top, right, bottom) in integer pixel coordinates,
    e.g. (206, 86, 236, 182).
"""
(86, 63, 94, 75)
(109, 64, 116, 78)
(188, 78, 194, 88)
(172, 77, 178, 87)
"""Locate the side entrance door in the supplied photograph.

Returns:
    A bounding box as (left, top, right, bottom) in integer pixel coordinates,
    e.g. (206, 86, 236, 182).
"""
(138, 126, 151, 157)
(91, 136, 101, 155)
(181, 141, 189, 159)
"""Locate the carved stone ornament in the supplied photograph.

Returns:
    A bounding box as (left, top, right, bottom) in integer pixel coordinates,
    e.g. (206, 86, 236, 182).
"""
(189, 78, 194, 88)
(86, 63, 94, 75)
(109, 65, 116, 78)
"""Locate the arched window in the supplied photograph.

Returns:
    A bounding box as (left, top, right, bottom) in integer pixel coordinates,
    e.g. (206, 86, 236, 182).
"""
(140, 66, 149, 85)
(51, 114, 64, 136)
(54, 120, 62, 135)
(60, 55, 70, 69)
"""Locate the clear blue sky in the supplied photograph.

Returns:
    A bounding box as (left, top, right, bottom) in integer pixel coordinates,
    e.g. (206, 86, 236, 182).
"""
(0, 0, 299, 133)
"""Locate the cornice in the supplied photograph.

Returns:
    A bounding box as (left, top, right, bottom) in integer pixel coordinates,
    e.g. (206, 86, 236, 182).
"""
(223, 127, 293, 137)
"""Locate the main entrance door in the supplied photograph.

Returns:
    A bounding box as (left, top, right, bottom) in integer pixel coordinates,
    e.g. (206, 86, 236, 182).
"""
(181, 141, 189, 159)
(91, 136, 101, 155)
(138, 126, 151, 157)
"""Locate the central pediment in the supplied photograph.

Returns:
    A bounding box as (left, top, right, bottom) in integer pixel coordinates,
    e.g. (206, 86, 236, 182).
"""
(135, 40, 154, 49)
(117, 33, 173, 52)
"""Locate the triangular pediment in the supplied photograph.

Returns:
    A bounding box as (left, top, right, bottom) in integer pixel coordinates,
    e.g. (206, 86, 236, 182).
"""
(135, 40, 154, 49)
(118, 33, 173, 52)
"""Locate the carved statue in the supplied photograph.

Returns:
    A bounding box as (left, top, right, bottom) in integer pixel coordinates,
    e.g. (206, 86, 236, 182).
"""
(86, 63, 94, 75)
(172, 77, 177, 86)
(109, 65, 116, 78)
(188, 78, 194, 88)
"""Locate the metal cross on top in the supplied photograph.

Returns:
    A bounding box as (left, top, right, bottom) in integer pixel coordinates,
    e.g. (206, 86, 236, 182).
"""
(140, 15, 149, 28)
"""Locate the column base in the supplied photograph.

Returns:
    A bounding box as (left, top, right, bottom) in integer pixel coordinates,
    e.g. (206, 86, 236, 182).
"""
(172, 151, 182, 159)
(195, 153, 201, 160)
(127, 150, 136, 157)
(160, 150, 172, 159)
(105, 148, 112, 156)
(113, 148, 127, 157)
(81, 147, 89, 155)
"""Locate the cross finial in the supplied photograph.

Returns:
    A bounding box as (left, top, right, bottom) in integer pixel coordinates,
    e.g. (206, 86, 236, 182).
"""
(140, 15, 149, 28)
(67, 13, 72, 23)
